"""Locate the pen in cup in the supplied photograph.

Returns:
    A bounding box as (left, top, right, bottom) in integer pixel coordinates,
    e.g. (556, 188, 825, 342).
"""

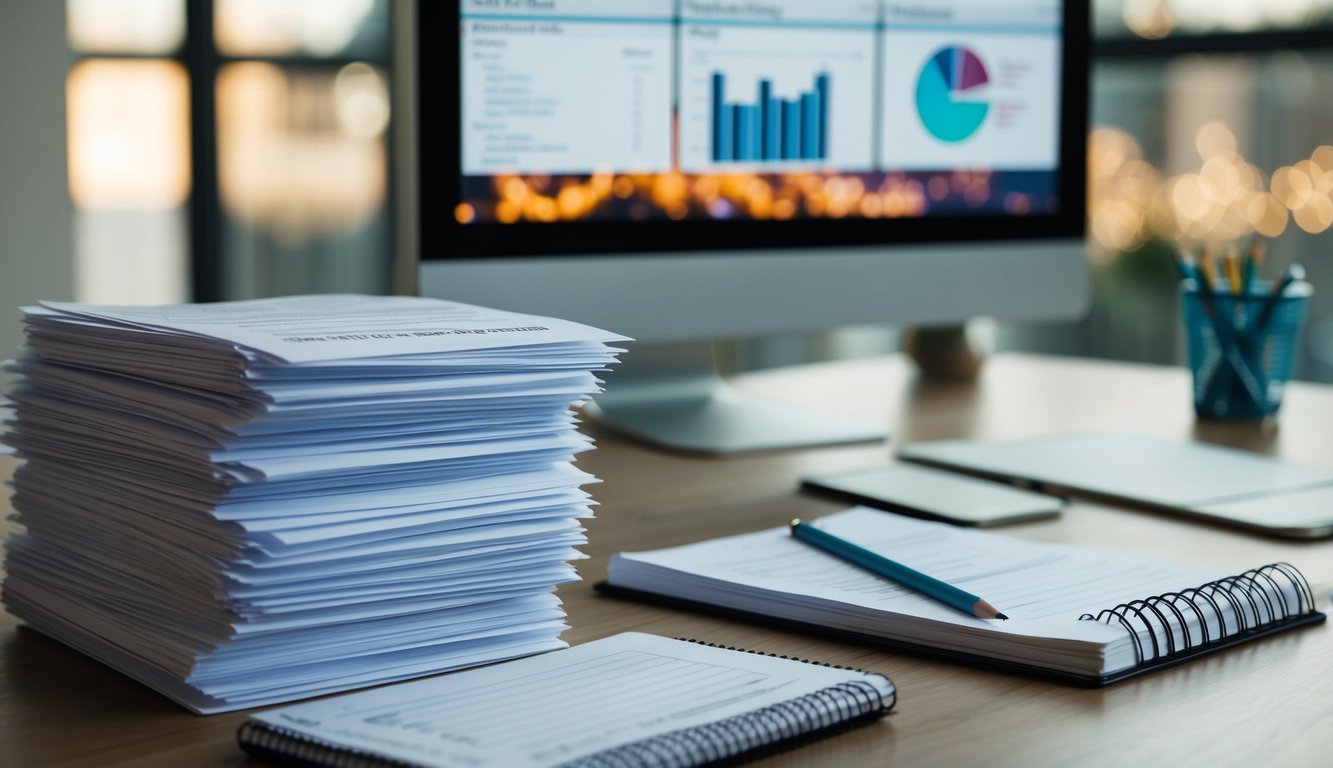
(1179, 245, 1266, 409)
(1253, 263, 1306, 335)
(1176, 237, 1309, 420)
(1241, 238, 1263, 297)
(789, 518, 1008, 620)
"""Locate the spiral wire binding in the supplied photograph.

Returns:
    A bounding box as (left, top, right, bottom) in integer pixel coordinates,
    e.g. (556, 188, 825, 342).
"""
(559, 640, 895, 768)
(1078, 562, 1316, 667)
(562, 679, 890, 768)
(238, 720, 412, 768)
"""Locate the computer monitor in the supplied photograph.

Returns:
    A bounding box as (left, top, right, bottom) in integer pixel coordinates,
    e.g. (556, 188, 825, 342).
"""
(397, 0, 1090, 453)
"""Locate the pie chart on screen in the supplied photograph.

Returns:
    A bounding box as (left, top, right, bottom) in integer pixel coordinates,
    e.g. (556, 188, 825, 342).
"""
(915, 46, 990, 143)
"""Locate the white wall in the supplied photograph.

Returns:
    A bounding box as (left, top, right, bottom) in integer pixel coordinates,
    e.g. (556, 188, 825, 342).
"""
(0, 1, 74, 361)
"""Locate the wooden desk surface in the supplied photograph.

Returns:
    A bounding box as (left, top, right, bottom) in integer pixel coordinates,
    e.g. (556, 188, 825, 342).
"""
(2, 353, 1330, 768)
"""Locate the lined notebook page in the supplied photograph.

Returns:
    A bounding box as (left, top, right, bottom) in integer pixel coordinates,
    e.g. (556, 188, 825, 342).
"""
(618, 509, 1218, 626)
(248, 632, 894, 767)
(608, 508, 1248, 674)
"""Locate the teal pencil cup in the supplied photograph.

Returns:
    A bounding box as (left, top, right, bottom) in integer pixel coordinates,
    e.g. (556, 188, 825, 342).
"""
(1181, 278, 1312, 420)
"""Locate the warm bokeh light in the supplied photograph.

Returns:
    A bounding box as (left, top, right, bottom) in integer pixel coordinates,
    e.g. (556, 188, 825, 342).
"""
(1123, 0, 1175, 39)
(1125, 0, 1333, 34)
(67, 0, 185, 54)
(1195, 121, 1238, 160)
(1311, 145, 1333, 176)
(1272, 165, 1312, 209)
(216, 62, 387, 245)
(214, 0, 379, 56)
(1293, 194, 1333, 233)
(66, 59, 191, 210)
(333, 63, 390, 139)
(1088, 122, 1333, 250)
(465, 166, 958, 224)
(1246, 193, 1290, 237)
(1087, 127, 1161, 255)
(1166, 125, 1272, 242)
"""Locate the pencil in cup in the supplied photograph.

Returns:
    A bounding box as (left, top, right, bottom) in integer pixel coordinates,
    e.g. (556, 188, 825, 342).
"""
(1190, 256, 1266, 411)
(789, 519, 1007, 620)
(1182, 268, 1312, 420)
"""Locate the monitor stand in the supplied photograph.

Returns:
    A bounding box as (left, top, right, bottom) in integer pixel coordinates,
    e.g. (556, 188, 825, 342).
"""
(583, 341, 887, 454)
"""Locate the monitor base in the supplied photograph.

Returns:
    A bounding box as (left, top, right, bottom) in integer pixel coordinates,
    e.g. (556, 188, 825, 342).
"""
(586, 342, 887, 454)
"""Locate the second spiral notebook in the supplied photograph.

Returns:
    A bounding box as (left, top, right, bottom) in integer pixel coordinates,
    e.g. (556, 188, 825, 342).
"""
(238, 632, 896, 768)
(598, 508, 1325, 686)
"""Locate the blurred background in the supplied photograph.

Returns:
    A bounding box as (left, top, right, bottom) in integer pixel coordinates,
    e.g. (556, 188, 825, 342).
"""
(1, 0, 1331, 382)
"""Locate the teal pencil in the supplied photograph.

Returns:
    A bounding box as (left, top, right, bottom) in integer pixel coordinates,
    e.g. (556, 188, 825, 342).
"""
(789, 519, 1008, 620)
(1253, 263, 1305, 334)
(1172, 245, 1197, 283)
(1242, 238, 1263, 297)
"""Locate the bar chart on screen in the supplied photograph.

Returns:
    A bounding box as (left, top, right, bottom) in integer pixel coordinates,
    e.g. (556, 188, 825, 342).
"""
(709, 71, 831, 164)
(678, 1, 876, 172)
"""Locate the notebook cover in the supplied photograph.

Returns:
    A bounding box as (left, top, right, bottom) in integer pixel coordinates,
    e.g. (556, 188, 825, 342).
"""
(238, 634, 897, 767)
(592, 581, 1326, 687)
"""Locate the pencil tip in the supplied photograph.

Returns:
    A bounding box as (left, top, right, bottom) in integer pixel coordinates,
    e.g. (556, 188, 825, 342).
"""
(996, 613, 1009, 621)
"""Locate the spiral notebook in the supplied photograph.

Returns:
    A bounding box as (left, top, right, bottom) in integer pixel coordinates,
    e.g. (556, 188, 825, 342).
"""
(599, 509, 1325, 686)
(237, 632, 897, 768)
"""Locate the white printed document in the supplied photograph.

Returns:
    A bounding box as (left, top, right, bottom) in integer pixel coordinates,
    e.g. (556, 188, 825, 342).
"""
(3, 295, 629, 713)
(36, 294, 630, 362)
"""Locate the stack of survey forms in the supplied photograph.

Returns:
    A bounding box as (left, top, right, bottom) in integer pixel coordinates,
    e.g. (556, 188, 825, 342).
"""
(0, 295, 627, 713)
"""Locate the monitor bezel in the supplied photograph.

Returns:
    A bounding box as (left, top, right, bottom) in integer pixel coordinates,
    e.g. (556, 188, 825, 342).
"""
(420, 0, 1089, 260)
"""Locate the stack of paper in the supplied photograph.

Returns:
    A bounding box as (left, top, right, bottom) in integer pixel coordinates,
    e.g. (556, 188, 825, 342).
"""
(0, 295, 627, 713)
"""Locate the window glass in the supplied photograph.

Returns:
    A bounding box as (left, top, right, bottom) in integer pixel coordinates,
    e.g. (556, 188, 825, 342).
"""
(215, 62, 392, 298)
(67, 0, 185, 54)
(66, 59, 191, 305)
(67, 60, 191, 209)
(1095, 0, 1333, 38)
(214, 0, 389, 58)
(65, 60, 191, 306)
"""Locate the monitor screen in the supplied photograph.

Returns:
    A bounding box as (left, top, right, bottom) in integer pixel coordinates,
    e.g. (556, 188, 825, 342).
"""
(423, 0, 1085, 258)
(408, 0, 1089, 451)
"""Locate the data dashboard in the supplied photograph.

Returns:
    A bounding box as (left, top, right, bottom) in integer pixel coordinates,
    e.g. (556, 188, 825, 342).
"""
(456, 0, 1064, 223)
